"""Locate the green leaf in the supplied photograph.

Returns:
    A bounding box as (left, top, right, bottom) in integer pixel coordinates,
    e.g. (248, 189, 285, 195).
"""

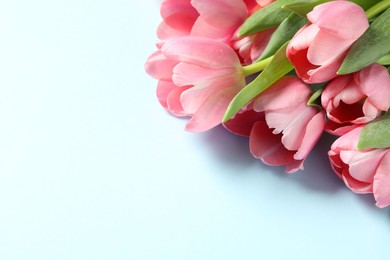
(358, 115, 390, 150)
(351, 0, 382, 11)
(283, 0, 381, 17)
(377, 54, 390, 65)
(222, 43, 293, 122)
(258, 13, 307, 60)
(282, 0, 329, 17)
(239, 0, 295, 37)
(338, 8, 390, 74)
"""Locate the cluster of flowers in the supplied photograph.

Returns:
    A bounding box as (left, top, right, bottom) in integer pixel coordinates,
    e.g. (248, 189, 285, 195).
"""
(145, 0, 390, 207)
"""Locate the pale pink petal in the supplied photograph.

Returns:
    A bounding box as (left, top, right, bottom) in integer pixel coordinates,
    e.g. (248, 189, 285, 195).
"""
(185, 88, 238, 132)
(307, 1, 368, 40)
(253, 77, 311, 112)
(341, 150, 386, 183)
(281, 106, 316, 151)
(156, 80, 191, 117)
(172, 62, 240, 87)
(191, 0, 247, 29)
(359, 100, 381, 123)
(321, 75, 351, 109)
(157, 21, 190, 39)
(156, 80, 176, 109)
(162, 37, 241, 68)
(308, 30, 354, 65)
(160, 0, 198, 31)
(264, 104, 307, 135)
(330, 127, 363, 152)
(357, 64, 390, 112)
(373, 151, 390, 208)
(180, 75, 244, 114)
(191, 17, 230, 40)
(287, 24, 319, 53)
(167, 85, 192, 116)
(294, 110, 325, 160)
(332, 78, 364, 106)
(144, 51, 178, 80)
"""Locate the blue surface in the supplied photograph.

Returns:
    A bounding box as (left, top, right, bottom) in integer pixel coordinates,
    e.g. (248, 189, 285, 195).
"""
(0, 1, 389, 259)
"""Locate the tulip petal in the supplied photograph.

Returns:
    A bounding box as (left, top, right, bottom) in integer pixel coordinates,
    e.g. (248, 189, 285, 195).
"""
(253, 77, 311, 112)
(145, 51, 178, 80)
(341, 168, 373, 194)
(191, 0, 247, 29)
(373, 151, 390, 208)
(307, 1, 368, 40)
(172, 62, 239, 87)
(305, 54, 344, 83)
(185, 88, 237, 132)
(167, 85, 192, 116)
(287, 24, 319, 53)
(162, 37, 241, 69)
(224, 109, 265, 137)
(330, 127, 362, 151)
(341, 149, 386, 183)
(161, 0, 198, 32)
(357, 64, 390, 112)
(308, 30, 354, 65)
(294, 110, 325, 160)
(157, 21, 190, 39)
(191, 17, 229, 40)
(250, 121, 296, 166)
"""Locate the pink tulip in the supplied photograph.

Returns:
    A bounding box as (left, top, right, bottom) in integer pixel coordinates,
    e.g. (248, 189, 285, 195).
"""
(321, 64, 390, 135)
(146, 37, 246, 132)
(147, 1, 276, 118)
(329, 127, 390, 208)
(224, 77, 325, 173)
(286, 1, 368, 84)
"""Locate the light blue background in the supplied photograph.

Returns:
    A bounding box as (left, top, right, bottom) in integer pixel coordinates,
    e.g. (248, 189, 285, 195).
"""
(0, 1, 389, 259)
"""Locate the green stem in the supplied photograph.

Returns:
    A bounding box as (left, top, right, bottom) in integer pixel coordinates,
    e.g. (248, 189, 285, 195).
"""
(242, 56, 273, 76)
(365, 0, 390, 19)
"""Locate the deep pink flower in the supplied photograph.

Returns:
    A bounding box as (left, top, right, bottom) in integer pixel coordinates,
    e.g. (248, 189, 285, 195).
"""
(146, 37, 246, 132)
(321, 64, 390, 135)
(224, 77, 325, 173)
(286, 1, 368, 83)
(329, 127, 390, 208)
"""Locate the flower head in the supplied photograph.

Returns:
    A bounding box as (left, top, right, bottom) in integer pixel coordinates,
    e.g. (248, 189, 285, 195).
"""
(329, 127, 390, 208)
(224, 77, 325, 173)
(322, 64, 390, 135)
(286, 1, 369, 83)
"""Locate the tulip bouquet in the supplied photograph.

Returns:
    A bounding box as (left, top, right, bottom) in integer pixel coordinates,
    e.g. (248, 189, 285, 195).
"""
(145, 0, 390, 207)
